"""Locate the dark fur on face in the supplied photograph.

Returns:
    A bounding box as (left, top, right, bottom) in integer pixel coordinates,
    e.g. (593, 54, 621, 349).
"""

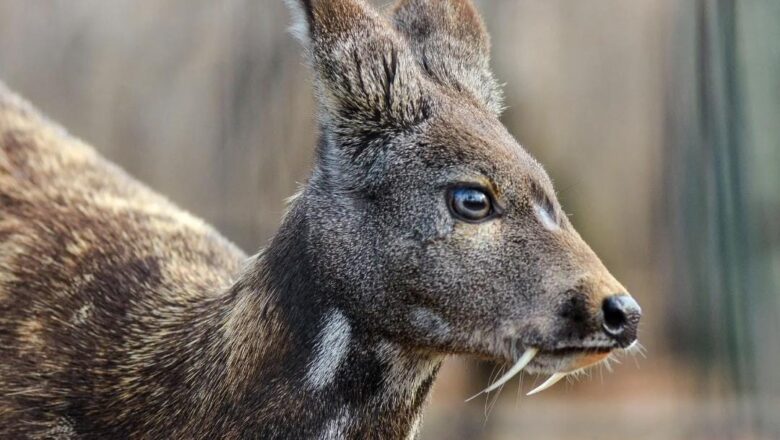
(0, 1, 639, 439)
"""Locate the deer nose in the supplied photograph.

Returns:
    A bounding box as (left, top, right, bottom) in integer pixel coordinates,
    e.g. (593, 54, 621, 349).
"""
(601, 295, 641, 346)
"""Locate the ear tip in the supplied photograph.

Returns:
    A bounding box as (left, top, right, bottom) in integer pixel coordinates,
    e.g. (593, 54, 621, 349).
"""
(285, 0, 313, 14)
(286, 0, 386, 41)
(393, 0, 488, 38)
(285, 0, 314, 46)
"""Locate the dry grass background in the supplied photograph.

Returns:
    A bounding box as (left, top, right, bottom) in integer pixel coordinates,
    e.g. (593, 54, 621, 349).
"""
(1, 1, 777, 439)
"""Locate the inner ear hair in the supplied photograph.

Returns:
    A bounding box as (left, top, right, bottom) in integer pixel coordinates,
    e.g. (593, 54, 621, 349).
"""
(392, 0, 504, 114)
(286, 0, 430, 139)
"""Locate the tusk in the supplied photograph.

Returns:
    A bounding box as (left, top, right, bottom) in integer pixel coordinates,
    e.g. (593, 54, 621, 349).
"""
(465, 348, 538, 402)
(527, 372, 567, 395)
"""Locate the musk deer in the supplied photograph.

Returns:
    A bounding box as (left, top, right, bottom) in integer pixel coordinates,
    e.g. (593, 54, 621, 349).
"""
(0, 0, 641, 438)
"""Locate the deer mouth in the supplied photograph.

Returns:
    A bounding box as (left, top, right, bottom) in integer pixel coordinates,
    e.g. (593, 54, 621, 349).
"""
(466, 340, 637, 401)
(538, 345, 614, 357)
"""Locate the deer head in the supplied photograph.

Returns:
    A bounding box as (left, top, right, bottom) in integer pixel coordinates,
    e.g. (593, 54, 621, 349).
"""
(284, 0, 641, 394)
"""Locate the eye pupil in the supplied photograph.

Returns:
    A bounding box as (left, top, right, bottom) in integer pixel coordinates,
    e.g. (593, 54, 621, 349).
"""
(463, 197, 484, 210)
(450, 187, 493, 221)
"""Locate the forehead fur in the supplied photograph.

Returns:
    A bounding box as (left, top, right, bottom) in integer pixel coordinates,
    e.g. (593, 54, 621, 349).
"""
(384, 100, 552, 196)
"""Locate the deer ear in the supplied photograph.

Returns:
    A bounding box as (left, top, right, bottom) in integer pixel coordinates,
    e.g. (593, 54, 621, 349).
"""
(392, 0, 503, 115)
(286, 0, 429, 150)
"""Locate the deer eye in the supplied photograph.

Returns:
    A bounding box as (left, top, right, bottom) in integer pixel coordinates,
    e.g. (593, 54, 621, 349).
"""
(448, 187, 493, 222)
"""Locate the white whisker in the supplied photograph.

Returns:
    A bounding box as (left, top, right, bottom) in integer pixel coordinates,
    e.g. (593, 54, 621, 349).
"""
(604, 355, 615, 373)
(515, 369, 525, 408)
(484, 379, 504, 424)
(598, 362, 604, 384)
(476, 363, 501, 409)
(625, 340, 647, 358)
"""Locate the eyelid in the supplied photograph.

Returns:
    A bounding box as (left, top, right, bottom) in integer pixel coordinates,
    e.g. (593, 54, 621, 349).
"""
(446, 183, 504, 222)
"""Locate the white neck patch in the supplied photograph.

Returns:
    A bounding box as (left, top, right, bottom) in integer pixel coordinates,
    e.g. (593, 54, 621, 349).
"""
(534, 202, 559, 231)
(306, 309, 352, 390)
(319, 407, 352, 440)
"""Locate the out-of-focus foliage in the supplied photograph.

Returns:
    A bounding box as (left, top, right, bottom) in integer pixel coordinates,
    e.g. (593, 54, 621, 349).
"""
(0, 1, 776, 438)
(666, 0, 780, 437)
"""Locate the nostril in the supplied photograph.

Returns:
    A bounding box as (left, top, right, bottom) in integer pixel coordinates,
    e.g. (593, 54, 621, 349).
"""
(602, 296, 627, 334)
(601, 295, 641, 336)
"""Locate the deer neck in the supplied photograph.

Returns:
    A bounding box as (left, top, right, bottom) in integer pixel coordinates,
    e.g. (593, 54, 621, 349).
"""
(214, 206, 443, 439)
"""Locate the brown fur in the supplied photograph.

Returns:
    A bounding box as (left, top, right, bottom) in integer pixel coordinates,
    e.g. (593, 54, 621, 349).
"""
(0, 81, 246, 437)
(0, 1, 640, 438)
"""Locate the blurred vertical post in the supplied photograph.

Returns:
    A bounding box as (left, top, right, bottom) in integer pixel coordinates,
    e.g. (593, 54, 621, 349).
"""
(665, 0, 780, 437)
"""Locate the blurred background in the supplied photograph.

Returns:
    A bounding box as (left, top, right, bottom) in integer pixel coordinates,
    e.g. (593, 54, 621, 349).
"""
(1, 0, 778, 438)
